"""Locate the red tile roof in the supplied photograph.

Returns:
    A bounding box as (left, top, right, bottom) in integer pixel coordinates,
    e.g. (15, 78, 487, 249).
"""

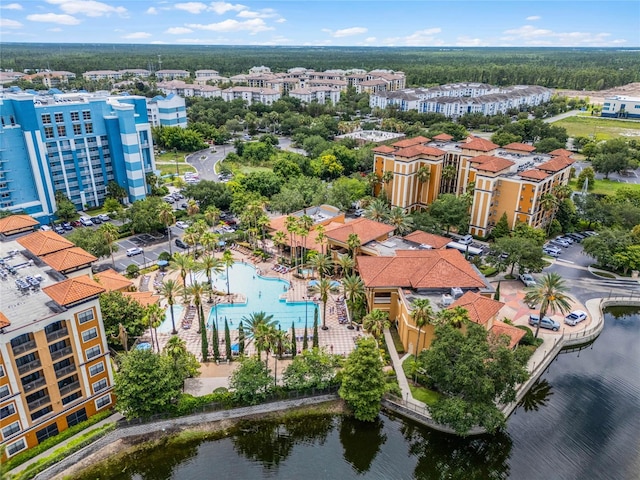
(41, 247, 97, 273)
(372, 145, 396, 154)
(0, 215, 39, 235)
(449, 291, 503, 326)
(357, 249, 486, 289)
(548, 148, 573, 158)
(43, 275, 105, 306)
(490, 321, 526, 349)
(519, 169, 551, 181)
(463, 138, 499, 152)
(432, 133, 453, 141)
(537, 156, 575, 172)
(470, 155, 514, 173)
(503, 142, 536, 152)
(394, 145, 446, 158)
(123, 291, 160, 307)
(17, 231, 75, 256)
(403, 230, 450, 249)
(327, 218, 395, 245)
(0, 311, 10, 329)
(392, 136, 430, 148)
(94, 268, 134, 292)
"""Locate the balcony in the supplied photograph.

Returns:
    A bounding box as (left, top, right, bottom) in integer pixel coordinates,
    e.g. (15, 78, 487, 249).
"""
(17, 359, 42, 375)
(50, 346, 73, 361)
(28, 395, 51, 411)
(54, 364, 76, 379)
(12, 339, 37, 356)
(23, 376, 46, 393)
(46, 327, 69, 342)
(59, 381, 80, 396)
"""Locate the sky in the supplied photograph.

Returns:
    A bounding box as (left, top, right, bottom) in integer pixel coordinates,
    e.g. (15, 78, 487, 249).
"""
(1, 1, 639, 47)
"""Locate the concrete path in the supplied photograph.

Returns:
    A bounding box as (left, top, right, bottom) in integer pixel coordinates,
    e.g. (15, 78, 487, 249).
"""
(383, 328, 426, 409)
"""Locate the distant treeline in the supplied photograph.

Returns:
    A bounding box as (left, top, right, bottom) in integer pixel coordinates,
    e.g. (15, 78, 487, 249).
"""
(3, 43, 640, 91)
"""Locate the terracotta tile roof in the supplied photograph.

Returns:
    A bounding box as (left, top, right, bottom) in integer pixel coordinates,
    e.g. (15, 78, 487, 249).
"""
(548, 148, 574, 158)
(403, 230, 450, 249)
(490, 321, 526, 349)
(268, 218, 345, 251)
(43, 275, 105, 306)
(470, 155, 514, 173)
(432, 133, 453, 141)
(357, 249, 486, 289)
(463, 137, 499, 152)
(17, 231, 75, 256)
(123, 291, 160, 307)
(449, 291, 503, 326)
(537, 156, 575, 172)
(94, 268, 134, 292)
(0, 215, 39, 235)
(0, 311, 10, 329)
(519, 169, 551, 181)
(394, 145, 446, 158)
(372, 145, 396, 154)
(326, 218, 395, 245)
(392, 136, 430, 148)
(503, 142, 536, 152)
(41, 247, 97, 273)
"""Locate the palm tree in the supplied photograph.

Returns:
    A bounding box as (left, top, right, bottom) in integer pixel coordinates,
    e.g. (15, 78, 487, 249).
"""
(346, 233, 361, 259)
(158, 202, 176, 256)
(241, 311, 277, 359)
(186, 199, 200, 217)
(98, 223, 120, 268)
(298, 214, 313, 266)
(387, 206, 414, 235)
(337, 254, 355, 277)
(441, 164, 457, 194)
(284, 215, 298, 264)
(436, 306, 469, 329)
(200, 231, 219, 254)
(272, 230, 286, 262)
(203, 205, 221, 227)
(182, 231, 198, 256)
(366, 172, 381, 196)
(416, 165, 431, 204)
(170, 252, 195, 287)
(381, 170, 394, 197)
(311, 277, 339, 330)
(309, 254, 334, 279)
(221, 249, 234, 295)
(365, 198, 390, 223)
(539, 193, 559, 234)
(410, 298, 435, 366)
(197, 254, 223, 302)
(143, 303, 165, 353)
(363, 308, 389, 339)
(342, 274, 365, 329)
(315, 224, 326, 255)
(524, 272, 572, 338)
(157, 279, 180, 334)
(184, 281, 210, 361)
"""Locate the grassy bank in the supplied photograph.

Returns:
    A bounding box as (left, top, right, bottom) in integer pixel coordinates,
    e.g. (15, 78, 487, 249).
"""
(569, 178, 640, 196)
(553, 115, 640, 141)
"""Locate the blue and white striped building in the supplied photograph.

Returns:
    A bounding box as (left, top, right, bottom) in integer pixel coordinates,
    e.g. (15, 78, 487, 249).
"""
(146, 94, 187, 128)
(0, 90, 156, 223)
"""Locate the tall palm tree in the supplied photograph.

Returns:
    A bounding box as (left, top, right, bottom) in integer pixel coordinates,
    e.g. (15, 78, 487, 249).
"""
(311, 277, 339, 330)
(346, 233, 361, 259)
(524, 272, 572, 338)
(241, 311, 277, 360)
(416, 165, 431, 204)
(182, 231, 198, 256)
(200, 231, 219, 254)
(410, 298, 435, 364)
(186, 199, 200, 217)
(366, 171, 381, 196)
(157, 279, 180, 334)
(143, 303, 165, 353)
(298, 214, 313, 266)
(272, 230, 286, 262)
(98, 223, 120, 268)
(363, 308, 389, 339)
(539, 193, 559, 234)
(284, 215, 298, 264)
(315, 224, 326, 255)
(170, 252, 195, 287)
(342, 274, 365, 329)
(337, 255, 355, 278)
(158, 202, 176, 256)
(436, 306, 470, 329)
(309, 254, 334, 279)
(203, 205, 221, 227)
(441, 164, 457, 194)
(184, 281, 210, 361)
(197, 254, 223, 302)
(221, 249, 234, 295)
(365, 198, 390, 223)
(387, 206, 414, 235)
(381, 170, 394, 197)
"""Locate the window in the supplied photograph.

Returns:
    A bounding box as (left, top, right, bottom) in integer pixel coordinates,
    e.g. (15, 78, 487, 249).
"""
(85, 123, 93, 134)
(6, 438, 26, 457)
(2, 421, 21, 439)
(57, 125, 66, 137)
(92, 378, 108, 394)
(0, 364, 4, 377)
(62, 391, 82, 405)
(66, 408, 87, 427)
(73, 124, 82, 135)
(41, 114, 52, 124)
(82, 110, 91, 120)
(89, 361, 105, 377)
(31, 405, 52, 421)
(77, 309, 94, 324)
(0, 384, 10, 399)
(44, 126, 54, 139)
(85, 345, 101, 360)
(54, 113, 64, 123)
(1, 403, 16, 419)
(82, 327, 98, 342)
(71, 111, 80, 121)
(95, 394, 111, 409)
(36, 423, 59, 444)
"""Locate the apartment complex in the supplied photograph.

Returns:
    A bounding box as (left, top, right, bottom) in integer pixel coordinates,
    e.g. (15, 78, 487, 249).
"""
(0, 220, 113, 460)
(0, 90, 157, 223)
(83, 70, 151, 81)
(601, 95, 640, 119)
(373, 135, 574, 238)
(146, 94, 187, 128)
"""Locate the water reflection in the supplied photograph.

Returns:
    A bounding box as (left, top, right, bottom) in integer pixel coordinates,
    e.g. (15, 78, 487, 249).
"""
(518, 379, 553, 412)
(340, 416, 387, 473)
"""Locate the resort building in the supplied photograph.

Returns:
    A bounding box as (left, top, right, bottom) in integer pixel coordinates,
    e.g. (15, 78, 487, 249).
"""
(155, 70, 190, 81)
(601, 95, 640, 119)
(373, 135, 574, 238)
(0, 89, 157, 223)
(156, 81, 222, 99)
(22, 72, 76, 89)
(220, 87, 281, 106)
(83, 70, 150, 82)
(146, 94, 188, 128)
(0, 224, 113, 460)
(194, 70, 228, 85)
(288, 87, 341, 105)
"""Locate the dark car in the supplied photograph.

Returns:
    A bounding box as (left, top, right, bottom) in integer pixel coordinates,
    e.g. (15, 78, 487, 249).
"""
(62, 222, 73, 231)
(90, 216, 102, 225)
(175, 238, 188, 249)
(54, 225, 66, 235)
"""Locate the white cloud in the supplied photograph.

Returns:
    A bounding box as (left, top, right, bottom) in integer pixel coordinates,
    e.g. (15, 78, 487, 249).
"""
(276, 18, 286, 23)
(26, 13, 80, 25)
(1, 3, 23, 10)
(384, 28, 443, 46)
(209, 2, 247, 15)
(526, 16, 541, 21)
(146, 7, 158, 14)
(501, 24, 624, 46)
(0, 18, 23, 28)
(248, 35, 292, 46)
(174, 2, 208, 14)
(186, 18, 272, 34)
(165, 27, 194, 34)
(122, 32, 152, 39)
(46, 0, 127, 17)
(48, 27, 62, 32)
(237, 8, 278, 19)
(322, 26, 368, 38)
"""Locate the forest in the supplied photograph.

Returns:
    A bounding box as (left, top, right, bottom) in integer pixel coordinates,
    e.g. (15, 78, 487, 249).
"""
(3, 43, 640, 90)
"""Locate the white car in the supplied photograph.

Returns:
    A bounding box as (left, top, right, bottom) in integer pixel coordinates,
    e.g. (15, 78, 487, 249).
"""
(98, 214, 110, 222)
(565, 310, 588, 326)
(175, 221, 189, 229)
(126, 247, 143, 257)
(519, 273, 536, 287)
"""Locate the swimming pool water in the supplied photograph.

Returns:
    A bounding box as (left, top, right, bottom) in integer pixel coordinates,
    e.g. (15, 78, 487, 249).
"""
(200, 263, 318, 329)
(157, 304, 184, 334)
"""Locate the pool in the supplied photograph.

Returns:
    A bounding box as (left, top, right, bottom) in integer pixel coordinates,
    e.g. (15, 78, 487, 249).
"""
(199, 263, 318, 329)
(157, 304, 185, 334)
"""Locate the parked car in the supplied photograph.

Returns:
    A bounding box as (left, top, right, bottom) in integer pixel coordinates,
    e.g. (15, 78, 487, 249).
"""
(62, 222, 73, 231)
(565, 310, 588, 326)
(528, 314, 560, 331)
(70, 220, 83, 228)
(172, 192, 184, 200)
(543, 244, 561, 257)
(40, 225, 52, 231)
(551, 238, 570, 248)
(583, 230, 597, 237)
(79, 217, 93, 227)
(54, 225, 66, 234)
(175, 238, 188, 249)
(163, 195, 175, 203)
(90, 216, 102, 225)
(126, 247, 144, 257)
(519, 273, 536, 287)
(175, 221, 189, 229)
(459, 234, 473, 245)
(557, 235, 574, 244)
(98, 214, 110, 222)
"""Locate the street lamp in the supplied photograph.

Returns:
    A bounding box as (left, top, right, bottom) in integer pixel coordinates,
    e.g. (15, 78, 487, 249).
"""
(141, 249, 147, 270)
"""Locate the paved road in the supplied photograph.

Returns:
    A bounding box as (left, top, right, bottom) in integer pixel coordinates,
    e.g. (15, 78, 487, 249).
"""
(543, 109, 581, 124)
(572, 160, 639, 185)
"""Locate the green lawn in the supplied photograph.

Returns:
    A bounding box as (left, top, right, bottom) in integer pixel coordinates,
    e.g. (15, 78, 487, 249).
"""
(569, 178, 640, 196)
(159, 163, 196, 176)
(155, 151, 190, 163)
(409, 385, 440, 406)
(553, 115, 640, 141)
